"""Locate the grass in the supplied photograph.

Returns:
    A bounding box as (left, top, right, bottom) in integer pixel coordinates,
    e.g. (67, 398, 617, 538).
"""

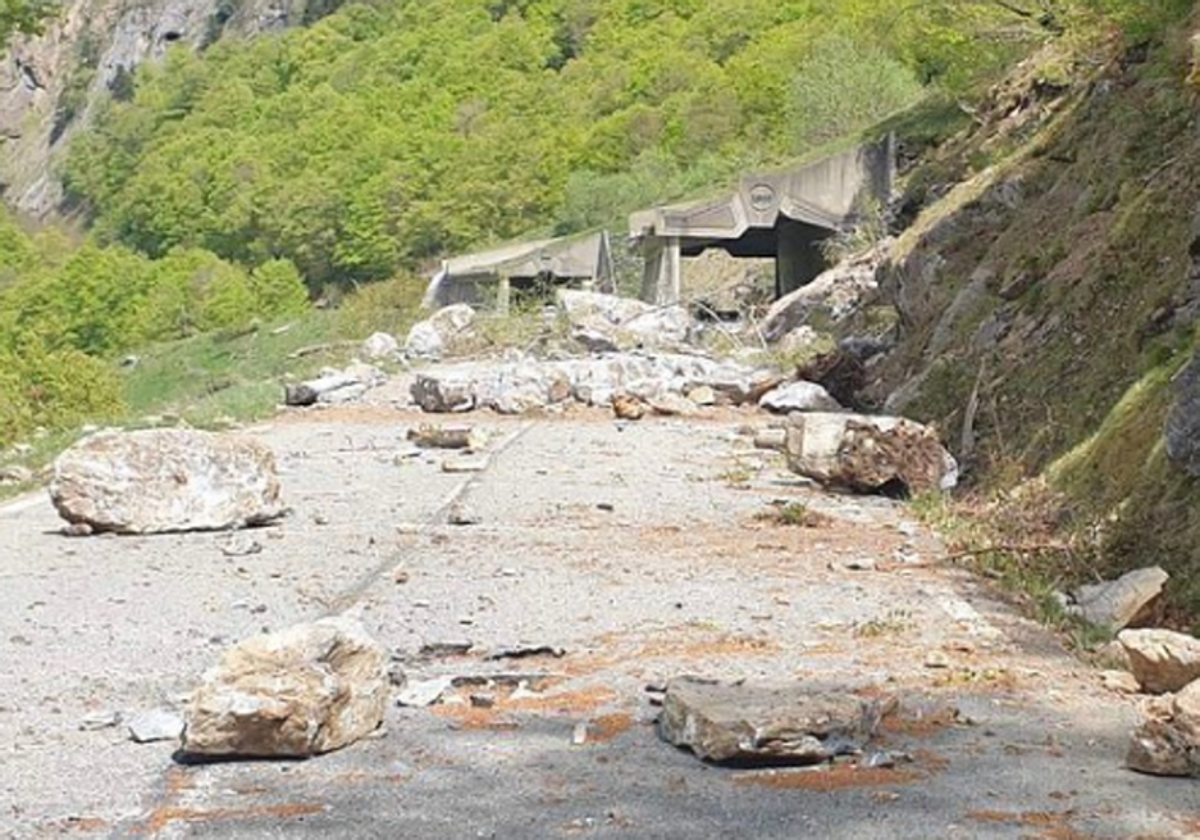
(754, 501, 831, 528)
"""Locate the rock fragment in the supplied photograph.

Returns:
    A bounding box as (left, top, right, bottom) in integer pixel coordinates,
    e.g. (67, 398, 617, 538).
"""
(658, 678, 888, 765)
(1119, 629, 1200, 695)
(181, 617, 389, 758)
(405, 304, 477, 359)
(128, 709, 184, 744)
(759, 381, 843, 414)
(360, 331, 399, 361)
(1126, 680, 1200, 777)
(50, 429, 284, 535)
(784, 412, 958, 496)
(407, 424, 487, 451)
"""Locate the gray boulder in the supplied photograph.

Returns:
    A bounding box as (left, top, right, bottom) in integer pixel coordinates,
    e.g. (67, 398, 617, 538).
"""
(182, 617, 389, 758)
(50, 429, 284, 534)
(659, 677, 887, 765)
(1069, 567, 1168, 633)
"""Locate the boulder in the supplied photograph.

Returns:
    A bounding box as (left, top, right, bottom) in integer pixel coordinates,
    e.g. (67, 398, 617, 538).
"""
(1069, 567, 1168, 633)
(1126, 680, 1200, 777)
(658, 677, 888, 765)
(360, 331, 399, 361)
(760, 244, 886, 342)
(50, 429, 284, 535)
(411, 367, 480, 413)
(759, 381, 843, 414)
(182, 617, 389, 758)
(557, 289, 691, 350)
(784, 412, 958, 496)
(1119, 629, 1200, 695)
(405, 304, 477, 359)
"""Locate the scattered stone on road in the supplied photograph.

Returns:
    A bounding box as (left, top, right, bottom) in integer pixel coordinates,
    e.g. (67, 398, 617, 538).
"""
(127, 709, 184, 744)
(408, 424, 487, 451)
(1119, 628, 1200, 695)
(612, 393, 647, 421)
(658, 677, 890, 766)
(182, 617, 389, 758)
(360, 331, 400, 361)
(396, 677, 455, 708)
(1126, 679, 1200, 777)
(442, 455, 489, 473)
(784, 412, 958, 495)
(50, 428, 285, 535)
(1068, 566, 1168, 633)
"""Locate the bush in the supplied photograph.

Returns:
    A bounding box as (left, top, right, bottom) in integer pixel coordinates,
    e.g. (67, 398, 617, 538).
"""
(0, 345, 124, 447)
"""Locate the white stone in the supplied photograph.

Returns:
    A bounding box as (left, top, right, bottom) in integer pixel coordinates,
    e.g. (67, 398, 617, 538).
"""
(759, 381, 843, 414)
(1119, 628, 1200, 695)
(50, 429, 284, 535)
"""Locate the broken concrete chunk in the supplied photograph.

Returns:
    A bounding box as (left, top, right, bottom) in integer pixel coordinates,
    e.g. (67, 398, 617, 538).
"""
(1119, 629, 1200, 695)
(1126, 680, 1200, 777)
(658, 678, 887, 766)
(759, 381, 843, 414)
(784, 412, 958, 496)
(181, 617, 389, 758)
(1070, 567, 1168, 633)
(50, 429, 284, 535)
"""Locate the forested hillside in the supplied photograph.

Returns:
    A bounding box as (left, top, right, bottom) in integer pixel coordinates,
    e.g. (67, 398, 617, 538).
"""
(0, 0, 1186, 450)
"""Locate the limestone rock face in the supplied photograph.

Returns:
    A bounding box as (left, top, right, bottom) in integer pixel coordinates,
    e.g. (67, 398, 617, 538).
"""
(1126, 680, 1200, 777)
(784, 412, 958, 495)
(658, 678, 886, 765)
(1119, 629, 1200, 695)
(182, 617, 389, 758)
(50, 429, 284, 534)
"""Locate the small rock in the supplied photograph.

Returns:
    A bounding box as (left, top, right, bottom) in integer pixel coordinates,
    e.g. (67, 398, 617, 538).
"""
(470, 694, 496, 709)
(442, 455, 489, 474)
(612, 393, 647, 421)
(128, 709, 184, 744)
(759, 381, 842, 414)
(687, 386, 717, 407)
(0, 465, 33, 484)
(219, 534, 263, 557)
(361, 331, 400, 361)
(408, 424, 488, 451)
(79, 711, 122, 731)
(448, 503, 481, 526)
(1099, 670, 1141, 695)
(831, 558, 876, 573)
(924, 650, 952, 669)
(571, 722, 589, 746)
(753, 429, 787, 451)
(396, 677, 455, 708)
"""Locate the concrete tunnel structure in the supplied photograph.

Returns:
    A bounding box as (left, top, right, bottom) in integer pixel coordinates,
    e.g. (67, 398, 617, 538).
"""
(629, 138, 895, 305)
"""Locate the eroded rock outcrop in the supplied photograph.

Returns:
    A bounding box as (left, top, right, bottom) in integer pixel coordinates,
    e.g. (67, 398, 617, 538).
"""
(182, 617, 389, 758)
(50, 428, 284, 534)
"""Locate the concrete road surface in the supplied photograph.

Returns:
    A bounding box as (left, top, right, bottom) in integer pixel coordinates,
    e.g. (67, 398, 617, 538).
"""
(1, 405, 1196, 839)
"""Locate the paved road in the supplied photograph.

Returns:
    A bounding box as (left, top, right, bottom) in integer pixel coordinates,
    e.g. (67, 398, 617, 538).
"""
(1, 405, 1196, 839)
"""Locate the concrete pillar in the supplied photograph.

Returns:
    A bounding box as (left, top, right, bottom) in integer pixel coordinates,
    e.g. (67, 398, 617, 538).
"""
(496, 274, 511, 315)
(641, 236, 682, 305)
(776, 220, 827, 298)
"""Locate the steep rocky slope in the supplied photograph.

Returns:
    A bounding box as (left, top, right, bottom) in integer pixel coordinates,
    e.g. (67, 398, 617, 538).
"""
(868, 11, 1200, 613)
(0, 0, 331, 215)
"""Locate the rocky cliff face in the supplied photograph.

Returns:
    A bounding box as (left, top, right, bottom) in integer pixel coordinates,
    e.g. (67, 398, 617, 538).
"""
(0, 0, 319, 216)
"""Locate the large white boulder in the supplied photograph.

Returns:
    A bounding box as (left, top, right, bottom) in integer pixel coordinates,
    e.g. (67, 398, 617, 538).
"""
(182, 617, 389, 758)
(557, 289, 691, 349)
(405, 304, 477, 359)
(50, 429, 284, 534)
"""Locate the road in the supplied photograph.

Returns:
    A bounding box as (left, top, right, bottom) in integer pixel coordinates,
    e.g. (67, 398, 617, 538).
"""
(1, 398, 1196, 839)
